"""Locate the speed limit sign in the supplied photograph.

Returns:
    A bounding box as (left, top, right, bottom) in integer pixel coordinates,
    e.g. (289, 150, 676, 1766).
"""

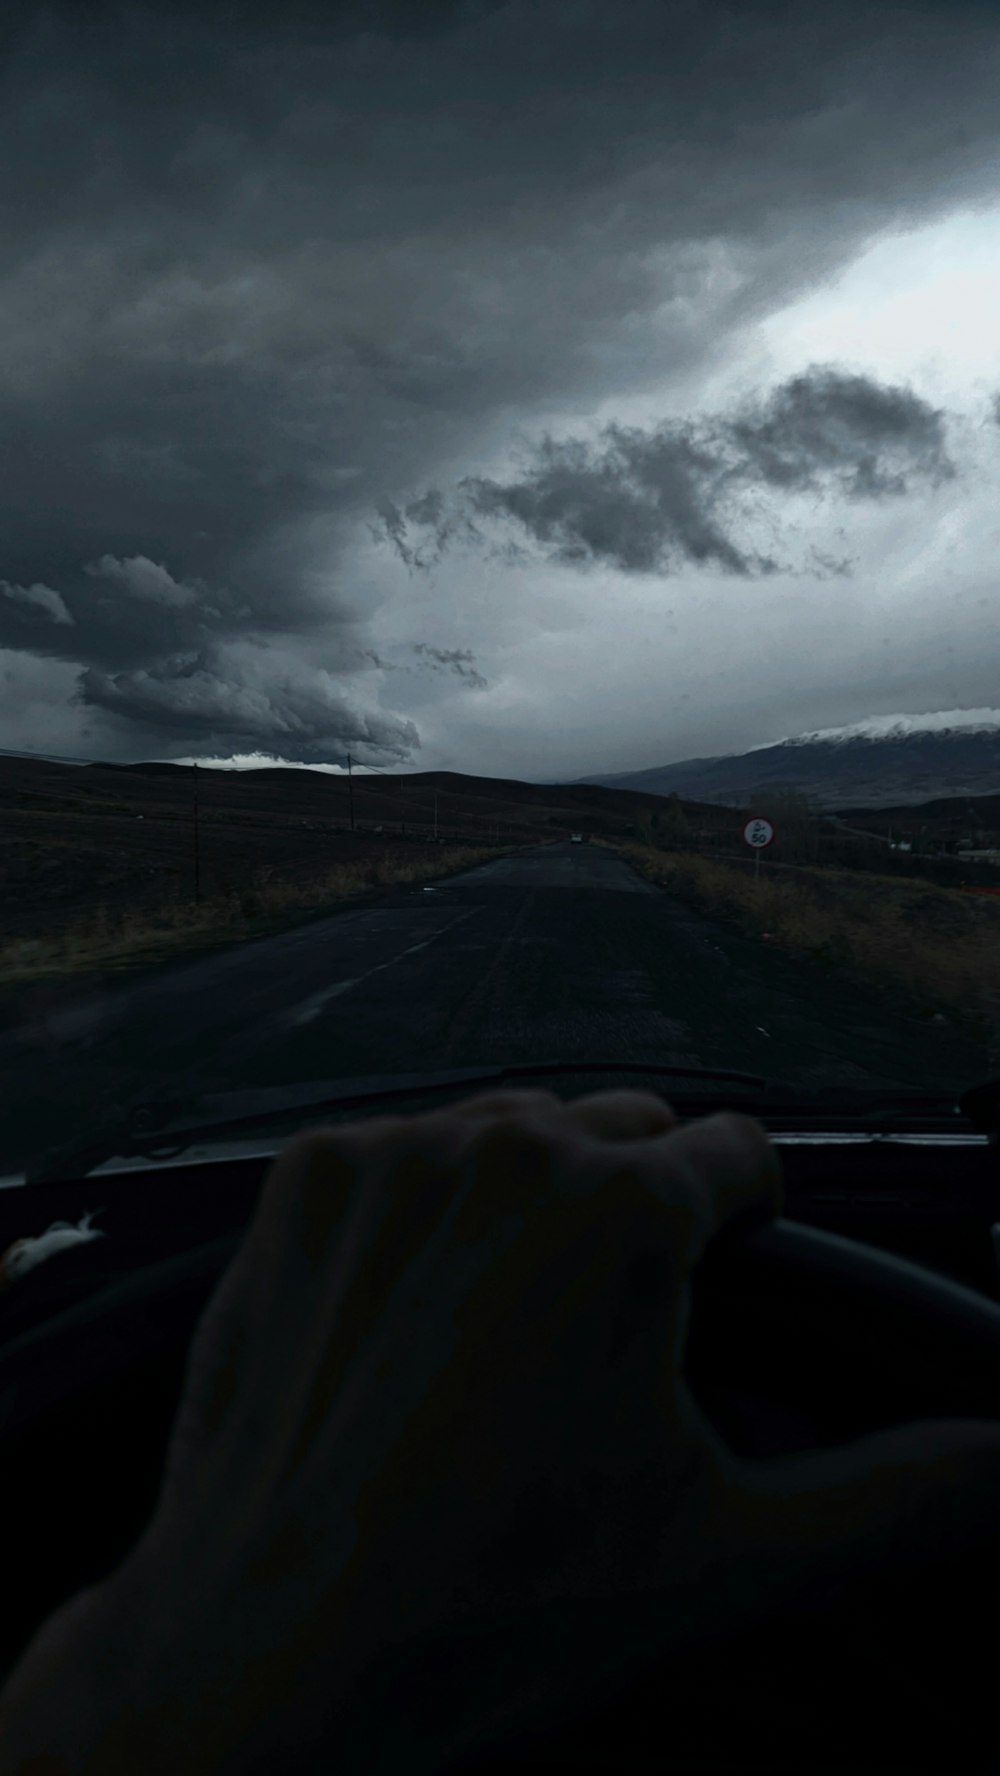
(744, 815, 774, 881)
(743, 817, 774, 849)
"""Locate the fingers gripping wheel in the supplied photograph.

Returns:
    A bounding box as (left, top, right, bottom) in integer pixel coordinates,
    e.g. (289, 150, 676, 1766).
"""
(3, 1218, 1000, 1718)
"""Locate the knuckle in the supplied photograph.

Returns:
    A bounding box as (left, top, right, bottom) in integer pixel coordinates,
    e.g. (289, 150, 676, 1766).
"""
(259, 1124, 381, 1226)
(467, 1111, 556, 1170)
(643, 1142, 711, 1229)
(455, 1110, 572, 1223)
(711, 1108, 775, 1161)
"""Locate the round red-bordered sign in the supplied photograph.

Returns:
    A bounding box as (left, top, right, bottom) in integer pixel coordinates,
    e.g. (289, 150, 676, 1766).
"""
(743, 816, 775, 849)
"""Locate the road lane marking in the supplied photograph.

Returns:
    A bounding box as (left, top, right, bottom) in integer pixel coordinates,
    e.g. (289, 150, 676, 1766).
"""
(281, 909, 478, 1028)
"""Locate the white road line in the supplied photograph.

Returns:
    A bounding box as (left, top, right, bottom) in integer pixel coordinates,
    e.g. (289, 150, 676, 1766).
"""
(281, 910, 477, 1028)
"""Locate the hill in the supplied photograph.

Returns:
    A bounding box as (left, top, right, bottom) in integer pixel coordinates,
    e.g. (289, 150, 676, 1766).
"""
(8, 748, 999, 959)
(579, 717, 1000, 811)
(0, 754, 729, 940)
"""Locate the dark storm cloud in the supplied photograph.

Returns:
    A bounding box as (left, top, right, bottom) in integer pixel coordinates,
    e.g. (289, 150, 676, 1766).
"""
(375, 367, 955, 578)
(724, 369, 956, 501)
(412, 644, 488, 688)
(458, 425, 778, 577)
(79, 644, 420, 763)
(0, 547, 248, 672)
(84, 554, 199, 609)
(2, 0, 1000, 761)
(368, 494, 519, 575)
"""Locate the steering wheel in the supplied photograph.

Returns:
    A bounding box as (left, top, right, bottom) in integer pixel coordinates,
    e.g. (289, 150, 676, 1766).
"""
(3, 1214, 1000, 1766)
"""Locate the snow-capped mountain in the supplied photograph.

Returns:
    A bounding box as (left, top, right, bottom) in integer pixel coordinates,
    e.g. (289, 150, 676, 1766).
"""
(579, 711, 1000, 810)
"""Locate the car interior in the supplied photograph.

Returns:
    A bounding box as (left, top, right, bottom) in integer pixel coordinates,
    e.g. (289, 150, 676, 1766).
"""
(3, 1070, 1000, 1770)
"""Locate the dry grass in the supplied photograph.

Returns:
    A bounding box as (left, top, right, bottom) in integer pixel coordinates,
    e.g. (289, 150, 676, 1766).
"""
(604, 840, 1000, 1044)
(0, 845, 510, 987)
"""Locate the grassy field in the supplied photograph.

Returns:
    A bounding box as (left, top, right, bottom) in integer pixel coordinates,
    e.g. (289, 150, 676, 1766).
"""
(601, 839, 1000, 1042)
(0, 844, 514, 993)
(0, 754, 721, 1006)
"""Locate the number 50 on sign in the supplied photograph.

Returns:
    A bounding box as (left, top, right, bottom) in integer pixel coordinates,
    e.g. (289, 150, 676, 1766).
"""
(743, 815, 775, 880)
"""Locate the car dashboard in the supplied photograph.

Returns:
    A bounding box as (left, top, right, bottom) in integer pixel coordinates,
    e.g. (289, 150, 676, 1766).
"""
(4, 1119, 997, 1348)
(1, 1116, 999, 1772)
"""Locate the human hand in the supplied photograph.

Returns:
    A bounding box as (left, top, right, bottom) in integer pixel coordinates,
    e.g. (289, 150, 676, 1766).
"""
(4, 1087, 1000, 1776)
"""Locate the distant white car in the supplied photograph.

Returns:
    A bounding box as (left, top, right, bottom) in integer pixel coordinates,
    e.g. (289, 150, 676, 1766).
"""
(570, 833, 583, 843)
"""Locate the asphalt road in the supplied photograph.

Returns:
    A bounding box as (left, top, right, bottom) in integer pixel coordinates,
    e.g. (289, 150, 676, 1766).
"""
(0, 842, 989, 1174)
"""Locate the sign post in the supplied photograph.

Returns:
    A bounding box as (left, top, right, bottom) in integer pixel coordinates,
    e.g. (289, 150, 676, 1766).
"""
(742, 814, 775, 883)
(192, 762, 201, 904)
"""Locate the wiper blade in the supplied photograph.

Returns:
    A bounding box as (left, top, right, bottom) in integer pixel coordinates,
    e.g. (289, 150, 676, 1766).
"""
(23, 1063, 770, 1184)
(23, 1061, 980, 1185)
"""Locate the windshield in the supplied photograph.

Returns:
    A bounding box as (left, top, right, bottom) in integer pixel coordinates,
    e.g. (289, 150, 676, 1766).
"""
(3, 0, 1000, 1178)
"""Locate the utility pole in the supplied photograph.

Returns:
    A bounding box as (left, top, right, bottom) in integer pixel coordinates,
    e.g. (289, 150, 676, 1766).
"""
(347, 751, 355, 832)
(434, 792, 438, 840)
(192, 762, 201, 904)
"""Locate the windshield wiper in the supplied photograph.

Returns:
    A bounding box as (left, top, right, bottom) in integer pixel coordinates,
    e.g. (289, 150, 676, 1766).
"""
(23, 1064, 769, 1184)
(20, 1061, 984, 1185)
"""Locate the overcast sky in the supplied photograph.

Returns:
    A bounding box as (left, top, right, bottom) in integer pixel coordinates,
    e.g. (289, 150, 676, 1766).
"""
(3, 0, 1000, 782)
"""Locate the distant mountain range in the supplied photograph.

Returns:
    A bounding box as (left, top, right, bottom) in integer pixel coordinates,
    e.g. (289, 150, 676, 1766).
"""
(578, 714, 1000, 811)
